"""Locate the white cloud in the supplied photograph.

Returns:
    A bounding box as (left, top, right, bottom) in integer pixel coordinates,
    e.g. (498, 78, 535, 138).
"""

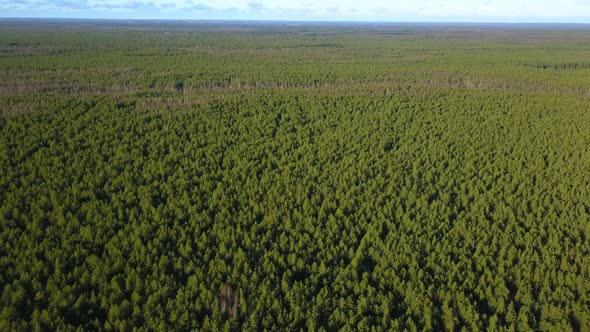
(156, 0, 589, 18)
(1, 0, 589, 20)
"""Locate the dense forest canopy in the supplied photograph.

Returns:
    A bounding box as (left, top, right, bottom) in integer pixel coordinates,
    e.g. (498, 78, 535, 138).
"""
(1, 20, 590, 330)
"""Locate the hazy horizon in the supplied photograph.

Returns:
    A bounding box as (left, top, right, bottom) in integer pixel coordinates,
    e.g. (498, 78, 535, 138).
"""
(1, 17, 589, 25)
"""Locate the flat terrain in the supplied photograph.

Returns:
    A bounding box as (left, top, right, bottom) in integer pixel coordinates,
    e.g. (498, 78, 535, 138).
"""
(1, 19, 590, 330)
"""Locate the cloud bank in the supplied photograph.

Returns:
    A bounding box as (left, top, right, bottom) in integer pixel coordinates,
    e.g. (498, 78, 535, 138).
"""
(1, 0, 589, 22)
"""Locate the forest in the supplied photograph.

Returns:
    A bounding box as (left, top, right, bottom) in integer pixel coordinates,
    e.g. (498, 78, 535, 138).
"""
(1, 20, 590, 330)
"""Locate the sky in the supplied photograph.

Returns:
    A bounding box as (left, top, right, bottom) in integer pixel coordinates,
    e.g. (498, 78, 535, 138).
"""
(0, 0, 589, 23)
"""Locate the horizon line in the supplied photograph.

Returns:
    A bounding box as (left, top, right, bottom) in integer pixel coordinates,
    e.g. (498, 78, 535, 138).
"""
(1, 17, 590, 25)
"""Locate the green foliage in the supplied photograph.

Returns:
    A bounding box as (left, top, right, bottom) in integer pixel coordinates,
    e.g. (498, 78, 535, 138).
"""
(1, 21, 590, 330)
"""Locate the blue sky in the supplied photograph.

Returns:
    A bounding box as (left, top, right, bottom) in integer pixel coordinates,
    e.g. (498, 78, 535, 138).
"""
(0, 0, 589, 22)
